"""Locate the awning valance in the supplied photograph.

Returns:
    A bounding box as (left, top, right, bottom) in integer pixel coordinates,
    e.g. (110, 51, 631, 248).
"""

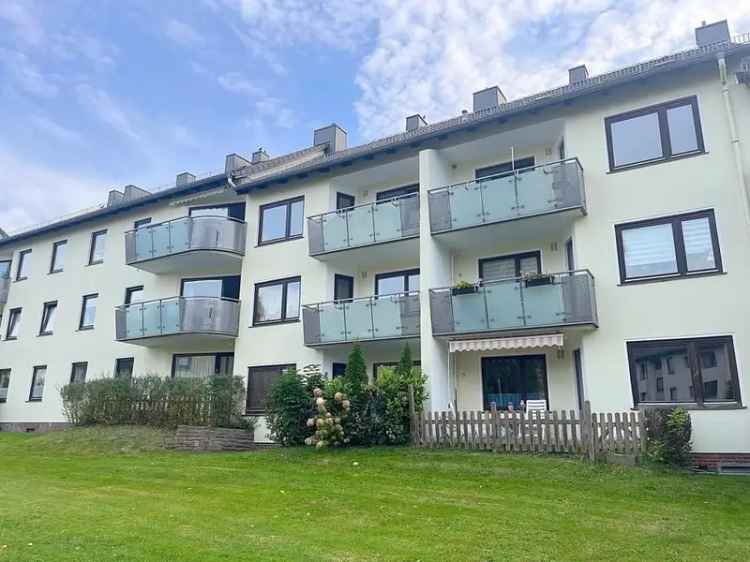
(449, 334, 564, 353)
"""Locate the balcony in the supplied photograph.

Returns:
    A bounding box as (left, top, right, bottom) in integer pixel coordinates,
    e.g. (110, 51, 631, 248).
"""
(428, 158, 585, 251)
(303, 292, 420, 347)
(307, 194, 419, 266)
(115, 296, 240, 348)
(125, 216, 246, 275)
(429, 270, 597, 337)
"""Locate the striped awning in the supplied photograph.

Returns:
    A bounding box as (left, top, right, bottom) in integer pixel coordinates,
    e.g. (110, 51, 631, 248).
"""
(449, 334, 564, 353)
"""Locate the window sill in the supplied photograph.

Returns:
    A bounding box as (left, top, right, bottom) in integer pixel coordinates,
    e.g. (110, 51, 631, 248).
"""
(27, 399, 43, 403)
(38, 332, 53, 337)
(3, 337, 18, 341)
(618, 270, 725, 286)
(14, 277, 27, 283)
(634, 403, 745, 411)
(77, 326, 95, 332)
(607, 150, 708, 174)
(256, 235, 303, 248)
(87, 261, 104, 267)
(251, 319, 300, 328)
(48, 269, 63, 275)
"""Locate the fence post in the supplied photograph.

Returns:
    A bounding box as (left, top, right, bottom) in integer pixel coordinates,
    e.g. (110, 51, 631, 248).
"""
(490, 402, 498, 451)
(408, 384, 417, 445)
(583, 400, 596, 462)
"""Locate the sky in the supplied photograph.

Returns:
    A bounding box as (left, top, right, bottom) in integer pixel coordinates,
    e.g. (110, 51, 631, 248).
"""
(1, 0, 749, 234)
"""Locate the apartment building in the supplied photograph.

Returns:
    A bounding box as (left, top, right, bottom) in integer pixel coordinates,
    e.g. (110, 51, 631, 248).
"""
(1, 20, 749, 461)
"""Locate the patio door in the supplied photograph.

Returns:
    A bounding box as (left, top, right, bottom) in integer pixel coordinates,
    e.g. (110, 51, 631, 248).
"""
(481, 355, 548, 411)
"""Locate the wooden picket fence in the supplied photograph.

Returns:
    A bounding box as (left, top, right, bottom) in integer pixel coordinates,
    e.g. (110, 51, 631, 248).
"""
(408, 389, 645, 460)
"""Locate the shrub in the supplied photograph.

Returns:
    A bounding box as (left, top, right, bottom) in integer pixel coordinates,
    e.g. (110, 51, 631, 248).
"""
(645, 408, 693, 466)
(304, 387, 351, 448)
(265, 368, 312, 446)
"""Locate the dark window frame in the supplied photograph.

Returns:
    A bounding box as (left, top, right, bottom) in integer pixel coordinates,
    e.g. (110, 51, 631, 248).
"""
(336, 192, 355, 210)
(114, 357, 135, 379)
(573, 349, 584, 411)
(29, 365, 46, 402)
(170, 352, 235, 378)
(252, 276, 302, 326)
(334, 274, 354, 302)
(376, 183, 419, 201)
(475, 156, 536, 180)
(0, 368, 10, 403)
(374, 268, 420, 296)
(5, 307, 22, 340)
(332, 362, 347, 379)
(78, 293, 98, 330)
(134, 217, 152, 229)
(615, 209, 722, 284)
(481, 354, 550, 411)
(0, 259, 11, 280)
(15, 249, 31, 281)
(38, 300, 58, 336)
(478, 251, 542, 281)
(257, 196, 304, 245)
(49, 240, 67, 274)
(627, 336, 742, 408)
(70, 362, 88, 384)
(88, 229, 107, 265)
(124, 285, 144, 305)
(189, 202, 246, 221)
(604, 95, 705, 172)
(180, 275, 241, 300)
(246, 363, 296, 414)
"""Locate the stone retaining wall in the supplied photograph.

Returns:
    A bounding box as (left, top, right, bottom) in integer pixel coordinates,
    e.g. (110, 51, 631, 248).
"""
(171, 425, 256, 452)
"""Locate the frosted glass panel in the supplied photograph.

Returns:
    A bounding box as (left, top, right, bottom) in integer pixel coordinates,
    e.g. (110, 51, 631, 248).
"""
(682, 217, 715, 272)
(622, 223, 677, 278)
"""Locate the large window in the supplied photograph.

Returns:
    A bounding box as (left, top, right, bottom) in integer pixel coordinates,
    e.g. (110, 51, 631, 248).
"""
(258, 197, 304, 244)
(247, 364, 295, 413)
(481, 355, 548, 411)
(605, 96, 704, 171)
(29, 366, 46, 401)
(479, 251, 541, 281)
(615, 210, 722, 283)
(628, 336, 741, 407)
(0, 369, 10, 402)
(88, 230, 107, 265)
(475, 156, 535, 179)
(79, 294, 98, 330)
(172, 353, 234, 378)
(39, 301, 57, 336)
(375, 269, 419, 295)
(0, 259, 10, 279)
(181, 276, 240, 299)
(376, 184, 419, 201)
(16, 249, 31, 281)
(189, 203, 246, 221)
(124, 286, 144, 305)
(115, 358, 134, 380)
(253, 277, 301, 325)
(50, 240, 66, 273)
(70, 362, 88, 384)
(5, 308, 21, 340)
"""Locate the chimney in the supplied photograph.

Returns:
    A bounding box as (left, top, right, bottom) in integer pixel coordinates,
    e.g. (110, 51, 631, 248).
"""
(472, 86, 507, 113)
(176, 172, 196, 186)
(313, 123, 347, 154)
(107, 189, 124, 207)
(123, 185, 151, 201)
(568, 64, 589, 85)
(405, 114, 427, 132)
(225, 153, 252, 175)
(252, 147, 270, 164)
(695, 20, 730, 47)
(0, 227, 7, 239)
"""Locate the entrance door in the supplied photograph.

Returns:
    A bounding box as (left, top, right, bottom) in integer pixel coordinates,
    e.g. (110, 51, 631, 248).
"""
(481, 355, 548, 411)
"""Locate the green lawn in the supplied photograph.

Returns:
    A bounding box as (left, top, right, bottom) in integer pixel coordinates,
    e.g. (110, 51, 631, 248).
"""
(0, 428, 749, 561)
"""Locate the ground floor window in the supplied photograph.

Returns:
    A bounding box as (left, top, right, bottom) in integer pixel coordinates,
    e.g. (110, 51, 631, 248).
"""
(481, 355, 548, 411)
(70, 362, 88, 384)
(0, 369, 10, 402)
(172, 353, 234, 378)
(247, 364, 295, 414)
(627, 336, 741, 407)
(115, 358, 134, 380)
(29, 366, 46, 401)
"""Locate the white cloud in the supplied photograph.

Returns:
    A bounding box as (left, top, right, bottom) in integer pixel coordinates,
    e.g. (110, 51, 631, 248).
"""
(217, 71, 264, 96)
(52, 32, 119, 67)
(75, 84, 140, 140)
(0, 1, 45, 45)
(0, 48, 59, 98)
(165, 19, 206, 47)
(29, 115, 83, 144)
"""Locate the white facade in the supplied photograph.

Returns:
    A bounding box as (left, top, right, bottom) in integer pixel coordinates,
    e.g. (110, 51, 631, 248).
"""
(1, 25, 750, 454)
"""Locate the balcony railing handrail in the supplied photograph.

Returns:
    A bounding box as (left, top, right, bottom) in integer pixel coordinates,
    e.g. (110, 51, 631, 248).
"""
(115, 295, 240, 311)
(427, 157, 583, 194)
(306, 191, 419, 221)
(123, 214, 246, 235)
(302, 290, 420, 310)
(429, 269, 594, 293)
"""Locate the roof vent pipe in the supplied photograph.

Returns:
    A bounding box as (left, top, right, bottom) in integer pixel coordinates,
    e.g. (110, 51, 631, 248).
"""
(405, 114, 427, 132)
(568, 64, 589, 84)
(695, 19, 730, 47)
(472, 86, 506, 113)
(313, 123, 347, 154)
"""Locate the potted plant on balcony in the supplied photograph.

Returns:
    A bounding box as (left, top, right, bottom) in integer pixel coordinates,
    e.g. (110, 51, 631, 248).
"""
(451, 279, 478, 296)
(523, 271, 555, 287)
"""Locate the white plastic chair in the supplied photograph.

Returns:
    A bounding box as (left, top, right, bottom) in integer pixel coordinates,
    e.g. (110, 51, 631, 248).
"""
(525, 400, 547, 413)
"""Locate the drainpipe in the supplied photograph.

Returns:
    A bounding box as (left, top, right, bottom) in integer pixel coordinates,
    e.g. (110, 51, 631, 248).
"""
(718, 54, 750, 225)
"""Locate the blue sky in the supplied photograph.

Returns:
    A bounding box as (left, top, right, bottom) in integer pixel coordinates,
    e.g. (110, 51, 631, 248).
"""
(1, 0, 748, 232)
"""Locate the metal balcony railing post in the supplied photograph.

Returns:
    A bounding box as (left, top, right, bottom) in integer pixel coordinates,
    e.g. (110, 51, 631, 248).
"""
(369, 296, 376, 336)
(370, 205, 377, 244)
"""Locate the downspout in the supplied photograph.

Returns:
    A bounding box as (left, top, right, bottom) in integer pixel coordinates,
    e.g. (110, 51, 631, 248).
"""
(718, 54, 750, 225)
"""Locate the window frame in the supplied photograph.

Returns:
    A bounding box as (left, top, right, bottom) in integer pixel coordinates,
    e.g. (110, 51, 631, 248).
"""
(16, 249, 31, 281)
(114, 357, 135, 380)
(29, 365, 46, 402)
(375, 184, 419, 201)
(124, 285, 144, 305)
(70, 362, 88, 384)
(0, 369, 10, 403)
(134, 217, 152, 229)
(246, 363, 296, 414)
(38, 300, 58, 336)
(478, 250, 542, 281)
(257, 196, 304, 245)
(604, 96, 705, 172)
(88, 229, 107, 265)
(170, 352, 235, 378)
(615, 209, 722, 284)
(333, 274, 354, 302)
(475, 156, 536, 180)
(374, 268, 420, 296)
(78, 293, 98, 330)
(0, 259, 11, 279)
(5, 307, 22, 340)
(252, 276, 301, 326)
(49, 240, 67, 274)
(627, 336, 742, 409)
(189, 202, 246, 221)
(336, 192, 355, 210)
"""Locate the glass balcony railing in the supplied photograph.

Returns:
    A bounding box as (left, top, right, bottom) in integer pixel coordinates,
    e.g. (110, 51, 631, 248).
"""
(302, 292, 420, 346)
(428, 158, 585, 234)
(125, 215, 246, 265)
(0, 277, 9, 305)
(429, 270, 597, 336)
(307, 193, 419, 256)
(115, 296, 240, 342)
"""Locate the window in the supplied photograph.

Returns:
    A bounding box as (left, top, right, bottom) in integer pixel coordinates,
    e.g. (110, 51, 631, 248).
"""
(115, 358, 134, 379)
(481, 355, 548, 411)
(134, 217, 152, 229)
(376, 184, 419, 201)
(172, 353, 234, 378)
(666, 357, 675, 374)
(615, 210, 722, 283)
(5, 308, 21, 339)
(258, 197, 304, 244)
(628, 336, 741, 407)
(565, 239, 575, 271)
(181, 276, 240, 299)
(375, 269, 419, 295)
(247, 364, 295, 413)
(39, 301, 57, 335)
(334, 274, 354, 301)
(605, 96, 704, 171)
(0, 259, 10, 279)
(253, 277, 301, 325)
(190, 203, 246, 221)
(124, 286, 144, 305)
(70, 362, 88, 384)
(49, 240, 66, 273)
(29, 366, 46, 401)
(475, 156, 535, 180)
(573, 349, 584, 411)
(336, 193, 355, 210)
(479, 251, 541, 281)
(332, 362, 347, 379)
(88, 230, 107, 264)
(0, 369, 10, 402)
(79, 294, 98, 329)
(16, 249, 31, 281)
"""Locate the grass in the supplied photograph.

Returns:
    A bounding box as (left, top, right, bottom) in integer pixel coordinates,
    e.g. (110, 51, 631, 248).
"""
(0, 428, 749, 561)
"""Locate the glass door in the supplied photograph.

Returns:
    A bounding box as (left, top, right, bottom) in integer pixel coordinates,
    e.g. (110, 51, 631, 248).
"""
(481, 355, 548, 411)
